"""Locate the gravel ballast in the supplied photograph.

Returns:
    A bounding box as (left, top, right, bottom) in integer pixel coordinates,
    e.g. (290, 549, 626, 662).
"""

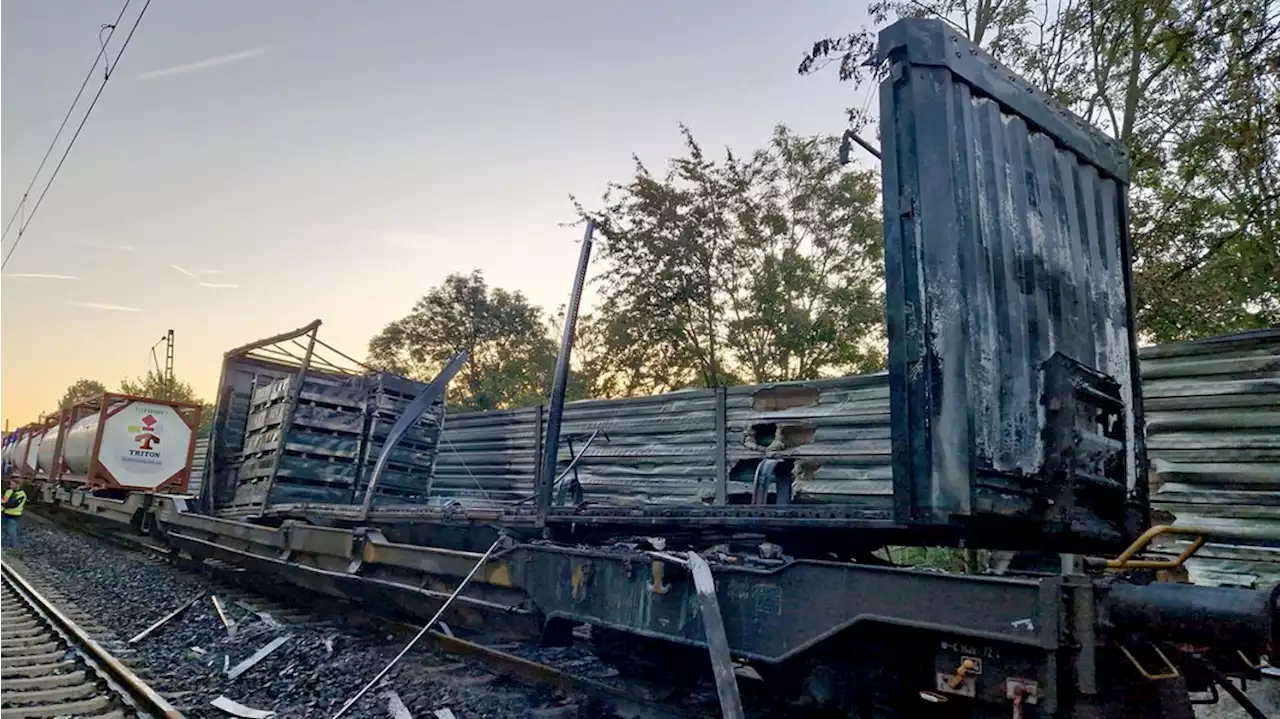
(4, 515, 589, 719)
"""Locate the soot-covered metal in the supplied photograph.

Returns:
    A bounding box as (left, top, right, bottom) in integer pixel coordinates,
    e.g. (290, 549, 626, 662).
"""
(877, 19, 1145, 546)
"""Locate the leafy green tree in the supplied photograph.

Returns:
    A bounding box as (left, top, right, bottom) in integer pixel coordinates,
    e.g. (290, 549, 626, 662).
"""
(58, 379, 107, 409)
(368, 271, 560, 411)
(800, 0, 1280, 341)
(576, 124, 885, 395)
(119, 371, 200, 403)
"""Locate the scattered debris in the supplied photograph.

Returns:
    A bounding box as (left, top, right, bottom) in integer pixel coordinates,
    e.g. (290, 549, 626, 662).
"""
(330, 537, 504, 719)
(436, 621, 454, 638)
(228, 635, 293, 679)
(323, 635, 336, 655)
(386, 690, 413, 719)
(128, 593, 204, 645)
(212, 595, 237, 637)
(212, 695, 275, 718)
(236, 600, 284, 629)
(433, 710, 457, 719)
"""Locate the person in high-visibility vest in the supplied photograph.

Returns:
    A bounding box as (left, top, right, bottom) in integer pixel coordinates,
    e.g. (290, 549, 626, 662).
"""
(2, 477, 27, 550)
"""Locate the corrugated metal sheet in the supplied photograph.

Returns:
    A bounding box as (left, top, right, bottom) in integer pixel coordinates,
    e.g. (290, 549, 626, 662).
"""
(877, 19, 1141, 541)
(1144, 328, 1280, 587)
(431, 375, 893, 509)
(187, 436, 211, 497)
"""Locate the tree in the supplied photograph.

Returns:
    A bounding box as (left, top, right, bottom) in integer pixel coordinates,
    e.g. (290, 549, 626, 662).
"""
(576, 124, 885, 395)
(368, 271, 560, 411)
(58, 379, 106, 409)
(119, 371, 200, 404)
(799, 0, 1280, 342)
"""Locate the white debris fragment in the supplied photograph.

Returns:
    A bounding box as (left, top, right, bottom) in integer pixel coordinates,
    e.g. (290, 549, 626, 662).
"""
(228, 635, 292, 679)
(433, 710, 457, 719)
(386, 690, 413, 719)
(212, 695, 275, 718)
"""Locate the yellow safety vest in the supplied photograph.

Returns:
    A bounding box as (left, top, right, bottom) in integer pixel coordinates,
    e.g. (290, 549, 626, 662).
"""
(2, 489, 26, 517)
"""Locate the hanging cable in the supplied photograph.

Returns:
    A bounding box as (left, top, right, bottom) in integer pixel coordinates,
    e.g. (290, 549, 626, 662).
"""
(1, 0, 153, 270)
(0, 0, 132, 244)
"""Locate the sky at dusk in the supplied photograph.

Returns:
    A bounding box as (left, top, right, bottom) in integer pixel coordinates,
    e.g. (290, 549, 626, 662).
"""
(2, 1, 875, 428)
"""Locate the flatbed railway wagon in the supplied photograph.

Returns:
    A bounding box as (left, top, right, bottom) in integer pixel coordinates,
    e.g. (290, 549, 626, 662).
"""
(24, 18, 1279, 719)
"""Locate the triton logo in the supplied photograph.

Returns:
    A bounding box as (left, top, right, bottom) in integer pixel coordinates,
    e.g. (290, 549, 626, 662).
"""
(134, 432, 161, 450)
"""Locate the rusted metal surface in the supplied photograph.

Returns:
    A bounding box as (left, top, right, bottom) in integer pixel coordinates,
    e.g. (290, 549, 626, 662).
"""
(877, 18, 1142, 545)
(1143, 328, 1280, 587)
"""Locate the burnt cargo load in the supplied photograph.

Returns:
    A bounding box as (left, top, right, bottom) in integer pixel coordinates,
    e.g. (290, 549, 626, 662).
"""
(203, 322, 445, 515)
(228, 330, 1276, 546)
(1144, 327, 1280, 587)
(428, 373, 891, 509)
(206, 19, 1162, 555)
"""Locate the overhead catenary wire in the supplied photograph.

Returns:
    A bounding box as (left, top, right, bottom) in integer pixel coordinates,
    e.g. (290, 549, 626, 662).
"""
(1, 0, 154, 270)
(0, 0, 133, 244)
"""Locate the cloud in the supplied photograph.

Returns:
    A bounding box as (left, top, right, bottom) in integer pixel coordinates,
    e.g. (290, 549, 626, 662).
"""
(81, 241, 135, 252)
(198, 282, 239, 289)
(134, 47, 268, 81)
(5, 273, 80, 281)
(70, 301, 143, 312)
(198, 269, 221, 275)
(169, 264, 196, 278)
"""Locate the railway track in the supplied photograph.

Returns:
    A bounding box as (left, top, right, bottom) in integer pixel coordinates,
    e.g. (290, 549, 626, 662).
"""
(1, 557, 182, 719)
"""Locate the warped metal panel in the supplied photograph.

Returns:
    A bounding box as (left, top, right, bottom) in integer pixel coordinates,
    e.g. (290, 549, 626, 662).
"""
(1143, 328, 1280, 587)
(723, 374, 892, 502)
(187, 437, 211, 498)
(878, 18, 1143, 546)
(430, 406, 541, 503)
(429, 376, 896, 508)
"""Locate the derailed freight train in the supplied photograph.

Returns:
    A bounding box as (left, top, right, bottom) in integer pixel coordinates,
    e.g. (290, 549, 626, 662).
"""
(23, 18, 1280, 718)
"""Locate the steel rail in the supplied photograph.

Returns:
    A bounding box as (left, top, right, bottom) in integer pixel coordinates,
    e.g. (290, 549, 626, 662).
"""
(1, 557, 184, 718)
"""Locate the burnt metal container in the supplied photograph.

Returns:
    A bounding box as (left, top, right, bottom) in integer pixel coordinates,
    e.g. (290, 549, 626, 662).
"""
(877, 19, 1145, 545)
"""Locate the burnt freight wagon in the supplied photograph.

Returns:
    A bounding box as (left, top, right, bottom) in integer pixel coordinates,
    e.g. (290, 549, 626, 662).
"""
(33, 18, 1279, 719)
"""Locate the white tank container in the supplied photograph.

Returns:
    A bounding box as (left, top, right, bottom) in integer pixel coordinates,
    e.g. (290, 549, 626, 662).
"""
(61, 415, 100, 477)
(21, 434, 39, 473)
(36, 426, 63, 474)
(15, 434, 35, 470)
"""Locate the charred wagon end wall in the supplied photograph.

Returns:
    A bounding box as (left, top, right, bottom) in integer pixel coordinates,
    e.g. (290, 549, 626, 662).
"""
(878, 19, 1143, 547)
